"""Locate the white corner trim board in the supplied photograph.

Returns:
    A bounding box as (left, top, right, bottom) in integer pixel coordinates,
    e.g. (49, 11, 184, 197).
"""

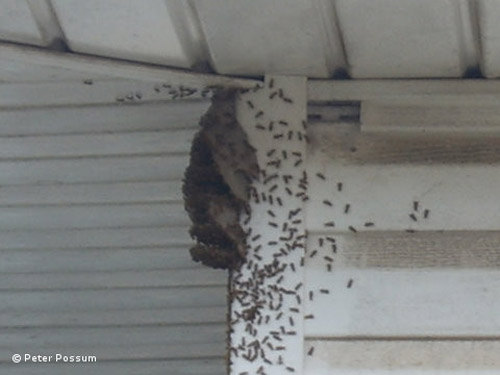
(231, 76, 307, 375)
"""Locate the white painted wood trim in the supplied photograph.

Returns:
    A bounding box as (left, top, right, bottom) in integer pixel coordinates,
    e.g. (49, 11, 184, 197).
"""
(231, 75, 308, 374)
(305, 340, 500, 374)
(308, 79, 500, 103)
(0, 41, 260, 88)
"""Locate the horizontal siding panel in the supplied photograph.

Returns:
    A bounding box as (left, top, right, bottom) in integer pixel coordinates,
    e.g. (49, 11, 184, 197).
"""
(306, 160, 500, 232)
(0, 247, 197, 273)
(0, 80, 208, 107)
(310, 123, 500, 165)
(0, 227, 192, 249)
(304, 267, 500, 337)
(0, 203, 189, 230)
(305, 340, 500, 374)
(0, 325, 226, 361)
(0, 181, 182, 206)
(305, 231, 500, 337)
(0, 59, 112, 83)
(0, 268, 226, 290)
(0, 287, 227, 312)
(3, 342, 222, 362)
(361, 101, 500, 132)
(315, 231, 500, 269)
(2, 358, 225, 375)
(1, 306, 226, 328)
(0, 130, 194, 159)
(0, 101, 206, 135)
(0, 155, 188, 185)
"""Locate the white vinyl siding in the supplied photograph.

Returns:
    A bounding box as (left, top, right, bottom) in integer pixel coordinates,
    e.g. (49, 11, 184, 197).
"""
(0, 81, 227, 375)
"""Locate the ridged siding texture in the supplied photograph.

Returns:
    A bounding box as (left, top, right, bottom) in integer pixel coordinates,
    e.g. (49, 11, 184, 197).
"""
(0, 81, 228, 375)
(5, 0, 500, 79)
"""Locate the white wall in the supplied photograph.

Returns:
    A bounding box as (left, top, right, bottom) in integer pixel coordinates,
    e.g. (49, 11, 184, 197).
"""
(0, 79, 228, 375)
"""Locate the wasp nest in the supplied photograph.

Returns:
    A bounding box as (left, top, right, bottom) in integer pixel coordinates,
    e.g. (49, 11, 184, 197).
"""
(183, 89, 258, 269)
